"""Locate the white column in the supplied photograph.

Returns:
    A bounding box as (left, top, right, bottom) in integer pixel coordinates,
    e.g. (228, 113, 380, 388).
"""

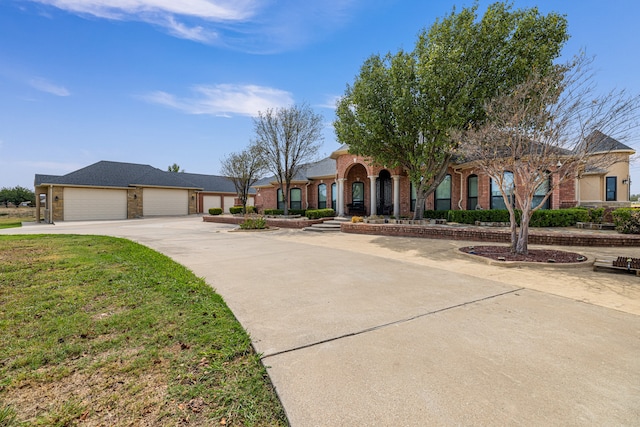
(393, 175, 401, 218)
(338, 178, 346, 216)
(369, 175, 377, 216)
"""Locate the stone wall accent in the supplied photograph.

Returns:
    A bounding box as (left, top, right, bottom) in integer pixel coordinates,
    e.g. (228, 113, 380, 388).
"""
(188, 189, 198, 214)
(127, 188, 143, 219)
(51, 186, 64, 222)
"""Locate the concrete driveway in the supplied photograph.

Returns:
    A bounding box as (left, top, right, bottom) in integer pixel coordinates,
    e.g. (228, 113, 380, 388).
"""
(3, 217, 640, 425)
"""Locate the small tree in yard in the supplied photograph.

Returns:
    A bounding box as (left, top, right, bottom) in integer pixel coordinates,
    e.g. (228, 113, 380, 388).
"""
(458, 55, 640, 254)
(220, 143, 267, 214)
(254, 103, 323, 215)
(0, 186, 35, 207)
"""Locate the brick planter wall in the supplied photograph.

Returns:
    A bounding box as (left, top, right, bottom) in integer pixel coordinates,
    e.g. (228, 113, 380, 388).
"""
(341, 223, 640, 247)
(203, 215, 326, 229)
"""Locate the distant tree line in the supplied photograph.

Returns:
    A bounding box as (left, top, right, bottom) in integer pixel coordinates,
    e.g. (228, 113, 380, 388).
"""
(0, 186, 36, 207)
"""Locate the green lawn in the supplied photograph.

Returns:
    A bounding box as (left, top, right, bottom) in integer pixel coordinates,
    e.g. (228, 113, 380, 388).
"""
(0, 235, 287, 426)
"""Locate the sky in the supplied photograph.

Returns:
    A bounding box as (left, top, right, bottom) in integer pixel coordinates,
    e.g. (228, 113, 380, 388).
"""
(1, 0, 639, 194)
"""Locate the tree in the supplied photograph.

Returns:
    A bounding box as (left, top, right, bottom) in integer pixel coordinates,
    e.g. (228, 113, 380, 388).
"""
(458, 55, 640, 254)
(254, 103, 324, 215)
(0, 186, 35, 207)
(220, 143, 267, 214)
(334, 2, 568, 219)
(167, 163, 184, 173)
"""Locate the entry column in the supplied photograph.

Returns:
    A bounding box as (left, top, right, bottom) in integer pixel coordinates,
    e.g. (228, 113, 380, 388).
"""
(369, 175, 377, 216)
(337, 178, 346, 216)
(393, 175, 401, 218)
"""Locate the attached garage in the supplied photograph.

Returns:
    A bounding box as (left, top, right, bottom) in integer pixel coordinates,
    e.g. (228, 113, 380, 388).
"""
(143, 188, 189, 216)
(223, 196, 236, 213)
(63, 187, 127, 221)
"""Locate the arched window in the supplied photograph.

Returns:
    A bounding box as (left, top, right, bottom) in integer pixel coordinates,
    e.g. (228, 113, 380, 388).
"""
(434, 174, 451, 211)
(467, 175, 478, 210)
(290, 188, 302, 210)
(277, 188, 284, 210)
(331, 182, 336, 209)
(490, 172, 514, 210)
(533, 174, 551, 210)
(318, 183, 327, 209)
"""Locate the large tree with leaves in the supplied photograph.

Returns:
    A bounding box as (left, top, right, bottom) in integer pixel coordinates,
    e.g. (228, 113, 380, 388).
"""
(220, 143, 267, 214)
(0, 186, 35, 207)
(458, 55, 640, 254)
(334, 2, 568, 219)
(254, 103, 324, 215)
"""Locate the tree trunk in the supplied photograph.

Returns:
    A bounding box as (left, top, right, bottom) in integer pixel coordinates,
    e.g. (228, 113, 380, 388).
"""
(515, 208, 531, 255)
(413, 193, 426, 220)
(508, 208, 518, 253)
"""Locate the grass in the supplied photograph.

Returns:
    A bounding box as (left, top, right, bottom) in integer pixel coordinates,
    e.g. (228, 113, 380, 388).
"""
(0, 207, 36, 229)
(0, 235, 287, 426)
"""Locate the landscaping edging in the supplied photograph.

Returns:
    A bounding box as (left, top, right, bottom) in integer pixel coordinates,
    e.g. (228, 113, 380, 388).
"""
(455, 248, 593, 268)
(203, 215, 326, 229)
(341, 222, 640, 247)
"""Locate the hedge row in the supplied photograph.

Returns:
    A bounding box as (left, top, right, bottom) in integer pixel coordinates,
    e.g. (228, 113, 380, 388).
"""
(263, 209, 306, 216)
(442, 208, 591, 227)
(229, 206, 256, 214)
(305, 208, 335, 219)
(208, 208, 223, 215)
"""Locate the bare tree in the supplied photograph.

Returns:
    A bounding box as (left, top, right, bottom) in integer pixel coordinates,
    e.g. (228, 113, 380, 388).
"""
(458, 55, 640, 254)
(254, 103, 324, 215)
(220, 144, 267, 214)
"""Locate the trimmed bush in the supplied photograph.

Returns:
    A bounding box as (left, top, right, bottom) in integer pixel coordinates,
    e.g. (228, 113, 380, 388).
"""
(445, 208, 590, 227)
(263, 209, 306, 216)
(229, 206, 256, 214)
(239, 217, 267, 229)
(208, 208, 223, 215)
(612, 208, 640, 234)
(306, 208, 335, 219)
(423, 210, 449, 220)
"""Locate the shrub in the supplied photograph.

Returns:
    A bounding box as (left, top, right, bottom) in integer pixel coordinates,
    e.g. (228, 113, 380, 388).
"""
(351, 216, 363, 223)
(229, 206, 256, 214)
(208, 208, 223, 215)
(445, 208, 589, 227)
(588, 207, 605, 224)
(612, 208, 640, 234)
(239, 217, 267, 230)
(263, 209, 305, 216)
(423, 210, 449, 219)
(306, 208, 335, 219)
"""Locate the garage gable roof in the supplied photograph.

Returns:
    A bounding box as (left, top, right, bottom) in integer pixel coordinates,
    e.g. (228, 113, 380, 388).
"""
(35, 161, 203, 189)
(180, 172, 255, 193)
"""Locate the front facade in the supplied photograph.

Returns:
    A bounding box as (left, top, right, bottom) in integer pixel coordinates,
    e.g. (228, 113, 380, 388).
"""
(254, 133, 635, 217)
(35, 161, 253, 223)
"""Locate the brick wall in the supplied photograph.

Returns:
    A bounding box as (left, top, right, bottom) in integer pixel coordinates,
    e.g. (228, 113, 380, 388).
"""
(127, 188, 143, 218)
(341, 222, 640, 247)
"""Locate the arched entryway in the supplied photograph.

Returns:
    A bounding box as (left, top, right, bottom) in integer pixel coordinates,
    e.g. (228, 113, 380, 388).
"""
(376, 170, 393, 215)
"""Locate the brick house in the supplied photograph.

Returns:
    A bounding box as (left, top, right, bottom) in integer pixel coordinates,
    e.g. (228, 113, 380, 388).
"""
(253, 132, 635, 217)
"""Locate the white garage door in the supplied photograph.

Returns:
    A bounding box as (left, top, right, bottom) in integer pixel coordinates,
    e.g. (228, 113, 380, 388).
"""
(143, 188, 188, 216)
(64, 187, 127, 221)
(223, 196, 236, 213)
(202, 195, 221, 212)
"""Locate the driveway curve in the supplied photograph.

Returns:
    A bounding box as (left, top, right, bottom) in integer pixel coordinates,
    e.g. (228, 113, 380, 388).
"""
(3, 217, 640, 426)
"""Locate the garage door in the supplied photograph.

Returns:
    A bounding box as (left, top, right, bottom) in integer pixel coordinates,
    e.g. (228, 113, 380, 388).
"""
(202, 195, 221, 212)
(64, 187, 127, 221)
(223, 196, 236, 213)
(143, 188, 188, 216)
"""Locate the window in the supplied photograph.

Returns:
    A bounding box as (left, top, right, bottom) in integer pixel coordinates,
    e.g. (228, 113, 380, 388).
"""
(606, 177, 617, 201)
(467, 175, 478, 210)
(317, 184, 327, 209)
(331, 182, 336, 209)
(533, 174, 551, 210)
(435, 174, 451, 211)
(490, 172, 514, 210)
(290, 188, 302, 210)
(352, 182, 364, 206)
(277, 188, 284, 210)
(410, 182, 417, 212)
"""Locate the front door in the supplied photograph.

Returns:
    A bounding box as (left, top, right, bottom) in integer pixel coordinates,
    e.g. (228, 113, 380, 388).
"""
(376, 170, 393, 215)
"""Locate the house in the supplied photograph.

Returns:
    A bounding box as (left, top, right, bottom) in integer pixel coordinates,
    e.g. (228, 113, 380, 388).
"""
(34, 161, 253, 222)
(253, 132, 635, 217)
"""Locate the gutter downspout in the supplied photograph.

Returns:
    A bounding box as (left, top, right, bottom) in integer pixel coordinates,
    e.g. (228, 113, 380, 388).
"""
(48, 185, 53, 224)
(305, 181, 311, 209)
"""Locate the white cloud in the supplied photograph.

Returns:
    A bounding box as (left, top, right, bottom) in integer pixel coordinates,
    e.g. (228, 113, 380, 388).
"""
(141, 84, 294, 117)
(317, 95, 342, 110)
(29, 77, 70, 96)
(27, 0, 365, 52)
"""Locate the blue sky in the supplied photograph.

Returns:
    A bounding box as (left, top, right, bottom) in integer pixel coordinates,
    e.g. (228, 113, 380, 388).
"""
(1, 0, 639, 194)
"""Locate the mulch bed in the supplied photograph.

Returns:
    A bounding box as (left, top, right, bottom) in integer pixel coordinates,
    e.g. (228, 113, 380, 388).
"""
(459, 245, 588, 264)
